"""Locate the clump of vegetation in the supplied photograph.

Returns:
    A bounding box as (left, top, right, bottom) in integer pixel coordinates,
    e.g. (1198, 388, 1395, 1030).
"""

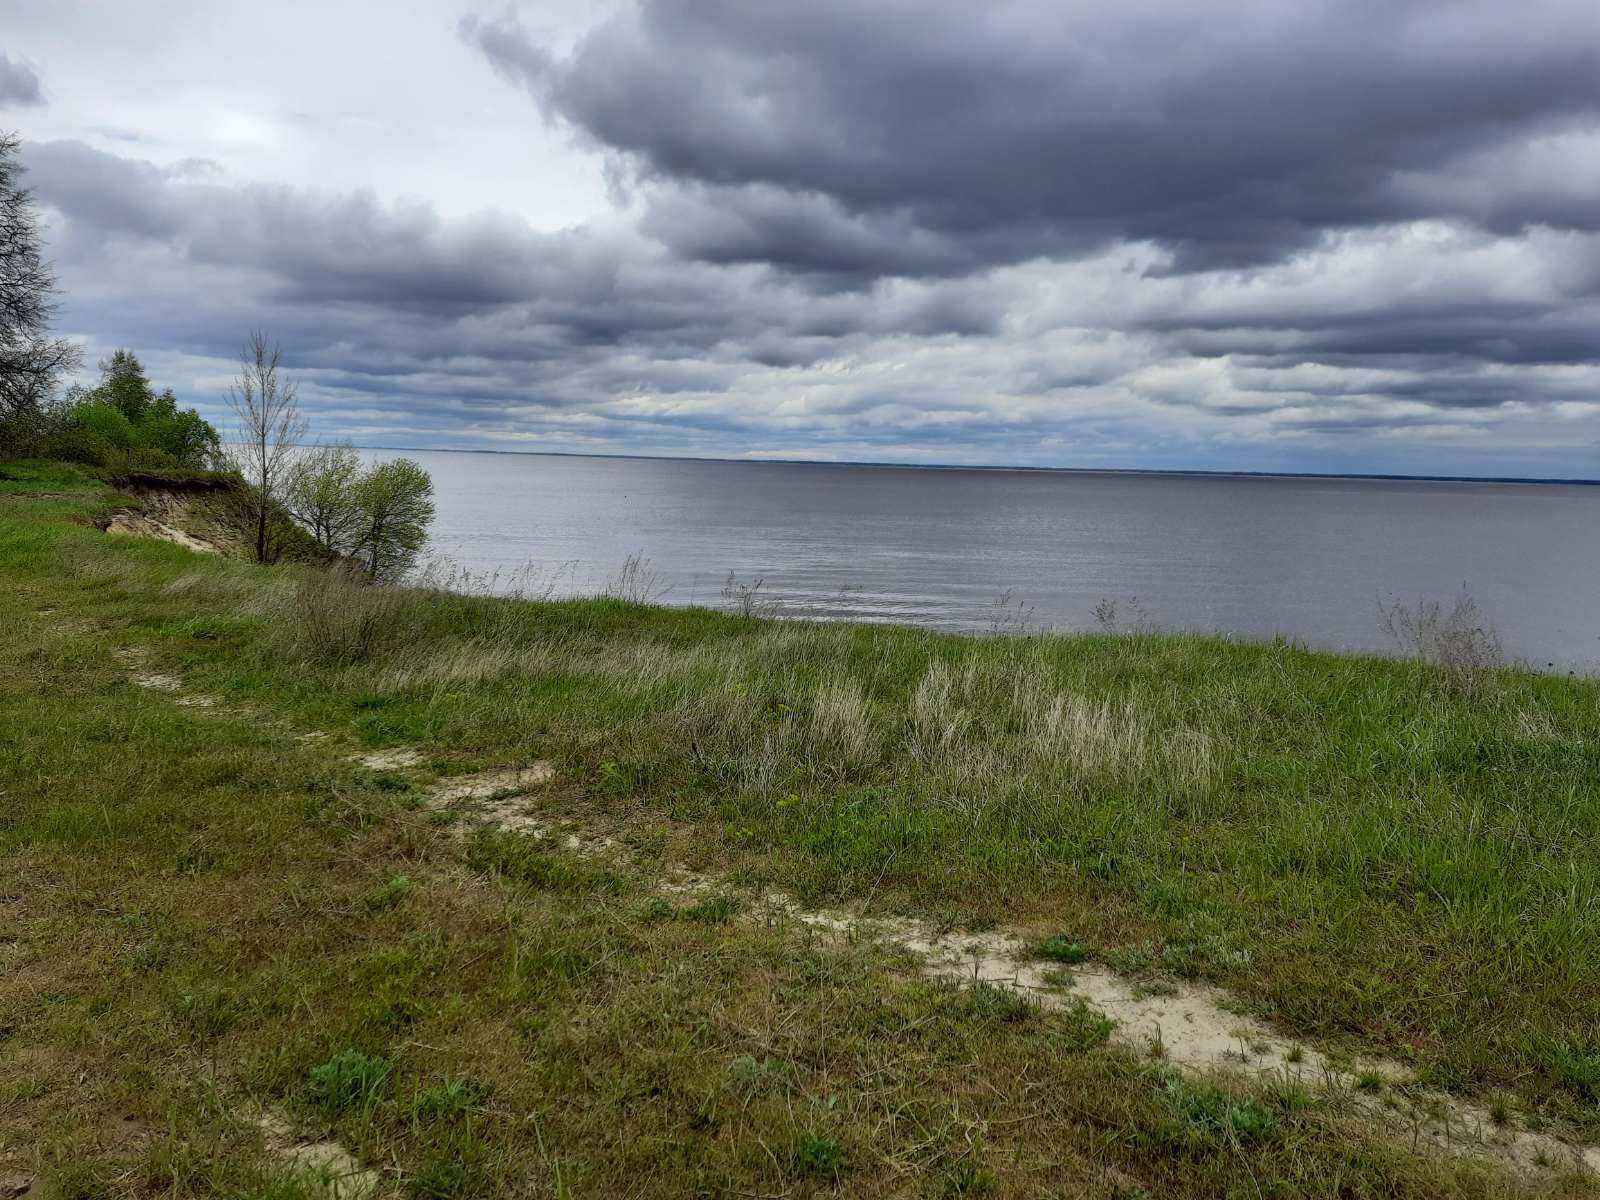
(292, 561, 414, 664)
(604, 552, 671, 604)
(1032, 934, 1090, 964)
(1052, 996, 1116, 1053)
(465, 829, 625, 894)
(18, 346, 223, 472)
(721, 572, 782, 619)
(408, 1075, 487, 1124)
(283, 440, 436, 581)
(1380, 591, 1503, 695)
(790, 1130, 845, 1179)
(1156, 1076, 1281, 1153)
(307, 1049, 392, 1116)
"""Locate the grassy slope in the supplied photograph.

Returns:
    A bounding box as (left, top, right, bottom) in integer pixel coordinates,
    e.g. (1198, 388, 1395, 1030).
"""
(2, 462, 1597, 1198)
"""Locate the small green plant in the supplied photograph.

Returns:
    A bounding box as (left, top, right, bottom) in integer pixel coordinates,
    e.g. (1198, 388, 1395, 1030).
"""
(1157, 1078, 1280, 1153)
(307, 1049, 392, 1116)
(407, 1129, 495, 1199)
(1052, 996, 1115, 1052)
(682, 895, 740, 924)
(409, 1075, 486, 1124)
(363, 873, 416, 913)
(637, 896, 675, 922)
(923, 980, 1035, 1025)
(790, 1130, 845, 1178)
(130, 937, 173, 971)
(1354, 1069, 1384, 1093)
(1032, 935, 1089, 964)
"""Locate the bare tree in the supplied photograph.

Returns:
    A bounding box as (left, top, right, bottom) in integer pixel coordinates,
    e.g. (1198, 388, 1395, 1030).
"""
(228, 331, 307, 563)
(1, 131, 79, 451)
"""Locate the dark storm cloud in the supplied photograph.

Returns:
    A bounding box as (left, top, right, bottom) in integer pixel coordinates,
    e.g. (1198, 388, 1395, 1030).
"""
(12, 0, 1600, 472)
(465, 1, 1600, 274)
(0, 52, 43, 108)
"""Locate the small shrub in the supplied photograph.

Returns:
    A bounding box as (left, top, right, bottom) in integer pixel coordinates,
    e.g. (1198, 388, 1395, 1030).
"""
(791, 1130, 845, 1178)
(292, 563, 412, 665)
(307, 1049, 392, 1116)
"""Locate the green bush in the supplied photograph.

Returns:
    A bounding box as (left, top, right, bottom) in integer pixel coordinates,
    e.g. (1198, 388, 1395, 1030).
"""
(71, 402, 136, 450)
(44, 424, 114, 466)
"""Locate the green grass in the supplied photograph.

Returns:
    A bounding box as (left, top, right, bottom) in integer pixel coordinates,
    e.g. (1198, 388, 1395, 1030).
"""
(3, 464, 1598, 1196)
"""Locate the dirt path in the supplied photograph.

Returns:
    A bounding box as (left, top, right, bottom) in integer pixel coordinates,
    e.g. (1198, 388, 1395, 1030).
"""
(402, 758, 1600, 1181)
(104, 643, 1599, 1188)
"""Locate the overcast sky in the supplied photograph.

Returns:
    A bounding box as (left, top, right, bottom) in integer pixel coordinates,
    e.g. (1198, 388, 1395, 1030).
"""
(4, 0, 1600, 476)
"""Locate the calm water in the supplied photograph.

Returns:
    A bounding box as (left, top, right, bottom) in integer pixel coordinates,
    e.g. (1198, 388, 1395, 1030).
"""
(363, 448, 1600, 671)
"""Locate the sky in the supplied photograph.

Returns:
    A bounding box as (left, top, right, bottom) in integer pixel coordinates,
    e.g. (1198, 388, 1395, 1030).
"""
(3, 0, 1600, 477)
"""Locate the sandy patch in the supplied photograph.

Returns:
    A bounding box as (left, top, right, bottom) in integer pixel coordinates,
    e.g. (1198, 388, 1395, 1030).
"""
(104, 512, 220, 555)
(254, 1111, 378, 1199)
(778, 910, 1600, 1177)
(432, 763, 554, 802)
(420, 763, 593, 845)
(353, 748, 424, 770)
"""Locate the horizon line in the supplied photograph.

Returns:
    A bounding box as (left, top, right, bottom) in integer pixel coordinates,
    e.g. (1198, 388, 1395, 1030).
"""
(346, 444, 1600, 488)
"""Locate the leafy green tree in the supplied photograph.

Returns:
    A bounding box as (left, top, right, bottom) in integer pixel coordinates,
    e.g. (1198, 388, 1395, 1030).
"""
(95, 349, 155, 423)
(351, 458, 435, 582)
(283, 441, 364, 552)
(70, 401, 136, 450)
(140, 387, 221, 465)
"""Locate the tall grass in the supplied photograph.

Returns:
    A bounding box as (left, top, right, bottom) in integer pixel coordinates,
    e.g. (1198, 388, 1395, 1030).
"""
(204, 559, 1600, 1112)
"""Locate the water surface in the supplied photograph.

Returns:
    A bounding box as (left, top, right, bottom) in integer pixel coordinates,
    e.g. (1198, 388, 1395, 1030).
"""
(363, 449, 1600, 671)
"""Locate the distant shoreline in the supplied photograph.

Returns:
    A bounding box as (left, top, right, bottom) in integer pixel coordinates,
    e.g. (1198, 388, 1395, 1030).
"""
(353, 444, 1600, 487)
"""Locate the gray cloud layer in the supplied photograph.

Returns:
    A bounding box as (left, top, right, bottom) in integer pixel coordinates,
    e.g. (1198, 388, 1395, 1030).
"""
(0, 52, 43, 108)
(14, 1, 1600, 474)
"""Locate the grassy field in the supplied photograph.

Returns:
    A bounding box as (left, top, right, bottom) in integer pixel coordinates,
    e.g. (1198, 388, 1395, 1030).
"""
(3, 460, 1598, 1198)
